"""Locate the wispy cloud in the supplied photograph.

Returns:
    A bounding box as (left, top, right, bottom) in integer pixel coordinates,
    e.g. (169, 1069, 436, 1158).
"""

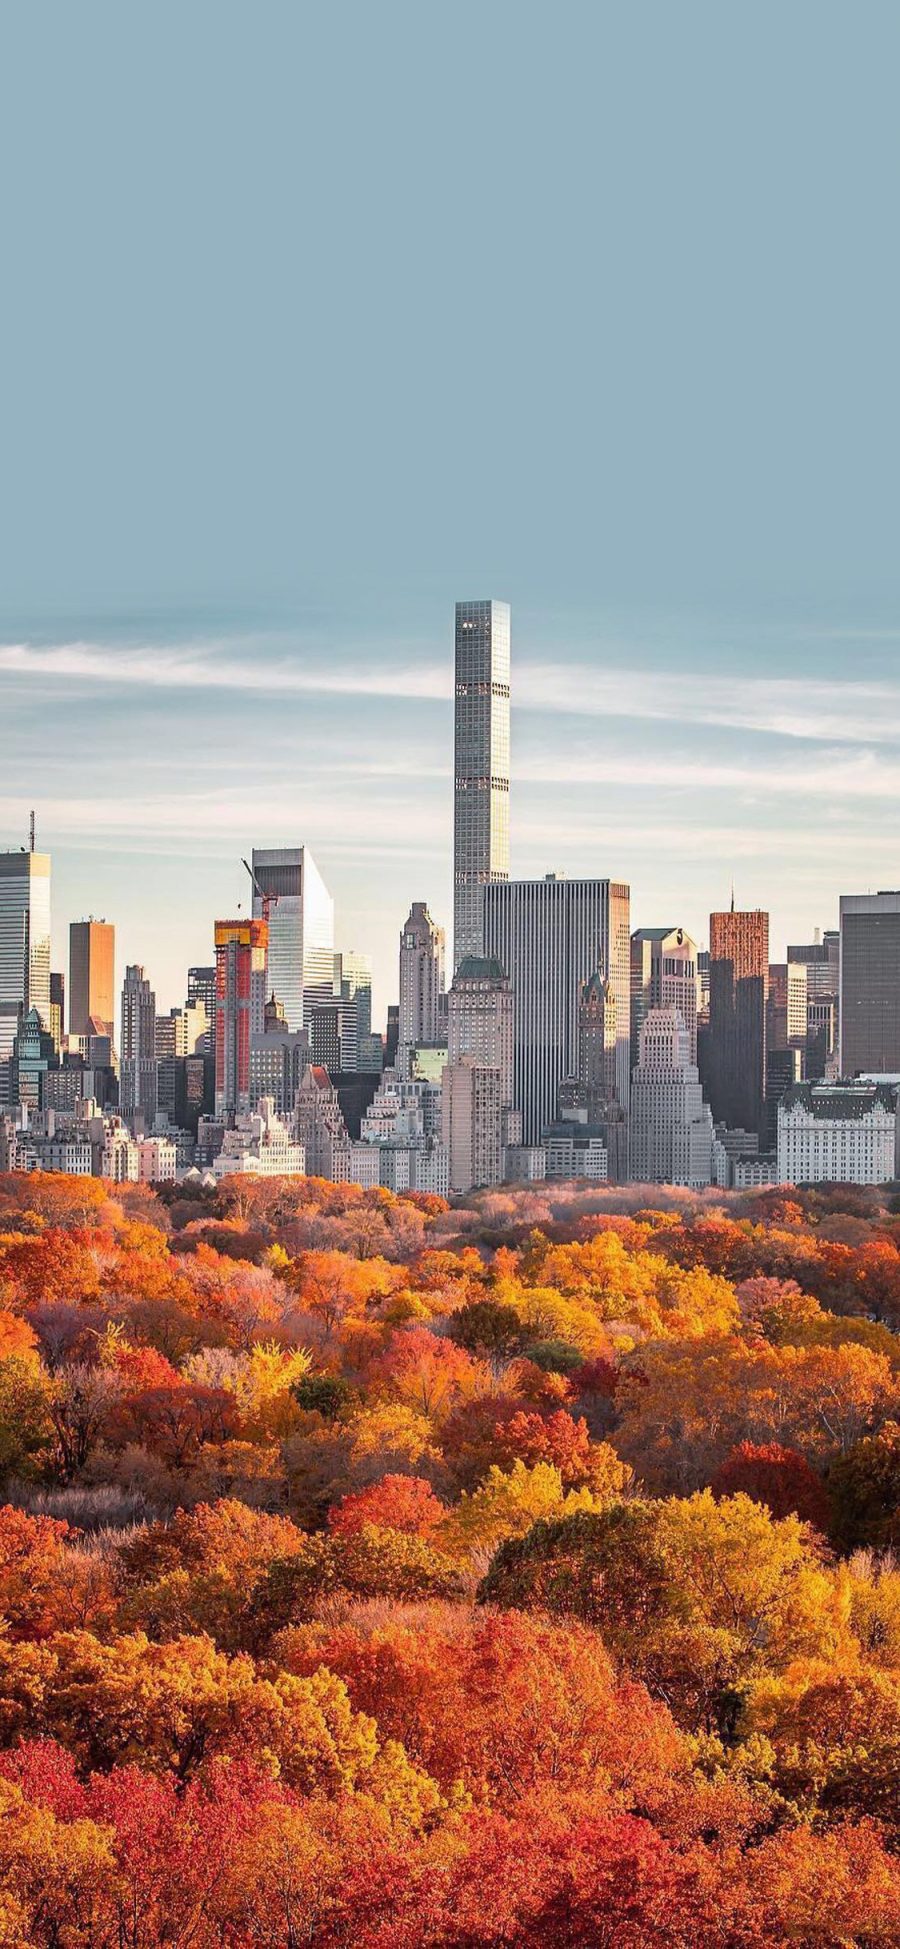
(5, 635, 900, 747)
(516, 746, 900, 801)
(514, 665, 900, 746)
(0, 641, 448, 701)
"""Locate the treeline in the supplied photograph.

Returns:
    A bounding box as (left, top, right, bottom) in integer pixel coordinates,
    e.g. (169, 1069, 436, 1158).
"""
(0, 1168, 897, 1945)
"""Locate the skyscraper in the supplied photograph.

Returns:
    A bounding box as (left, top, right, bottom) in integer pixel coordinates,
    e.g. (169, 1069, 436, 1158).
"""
(49, 972, 65, 1054)
(448, 956, 514, 1107)
(69, 919, 115, 1038)
(839, 891, 900, 1076)
(251, 847, 334, 1031)
(483, 875, 631, 1143)
(187, 966, 217, 1055)
(0, 846, 51, 1069)
(630, 927, 700, 1063)
(788, 929, 840, 999)
(767, 962, 808, 1054)
(10, 1008, 56, 1112)
(578, 970, 618, 1106)
(707, 908, 769, 1138)
(399, 902, 445, 1051)
(630, 1007, 715, 1188)
(453, 600, 510, 968)
(335, 950, 381, 1073)
(214, 919, 268, 1118)
(120, 965, 158, 1123)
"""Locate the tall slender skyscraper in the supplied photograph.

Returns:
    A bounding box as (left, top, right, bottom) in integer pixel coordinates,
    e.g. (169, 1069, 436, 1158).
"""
(69, 919, 115, 1037)
(453, 600, 510, 968)
(0, 846, 51, 1070)
(484, 875, 631, 1143)
(251, 847, 334, 1032)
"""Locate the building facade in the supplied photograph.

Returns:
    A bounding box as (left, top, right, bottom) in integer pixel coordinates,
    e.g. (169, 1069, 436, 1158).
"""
(453, 600, 510, 967)
(447, 955, 514, 1106)
(483, 875, 631, 1143)
(214, 919, 268, 1118)
(630, 927, 700, 1063)
(211, 1097, 305, 1179)
(768, 961, 808, 1054)
(399, 902, 445, 1050)
(788, 930, 840, 1000)
(442, 1056, 503, 1194)
(778, 1081, 898, 1186)
(120, 965, 158, 1123)
(839, 892, 900, 1076)
(187, 967, 217, 1054)
(294, 1063, 353, 1178)
(578, 970, 619, 1107)
(10, 1007, 55, 1111)
(0, 848, 51, 1075)
(251, 846, 334, 1032)
(69, 919, 115, 1038)
(630, 1007, 715, 1188)
(706, 908, 769, 1139)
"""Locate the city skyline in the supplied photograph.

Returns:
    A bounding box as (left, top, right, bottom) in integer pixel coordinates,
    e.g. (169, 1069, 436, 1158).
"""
(5, 599, 900, 1020)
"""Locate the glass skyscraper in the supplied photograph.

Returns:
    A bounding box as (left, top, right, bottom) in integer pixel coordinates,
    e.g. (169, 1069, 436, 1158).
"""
(0, 848, 51, 1072)
(453, 600, 510, 969)
(483, 875, 631, 1144)
(251, 846, 335, 1032)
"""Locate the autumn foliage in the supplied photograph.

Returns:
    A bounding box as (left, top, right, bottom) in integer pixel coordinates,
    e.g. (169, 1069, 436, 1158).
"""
(0, 1166, 898, 1943)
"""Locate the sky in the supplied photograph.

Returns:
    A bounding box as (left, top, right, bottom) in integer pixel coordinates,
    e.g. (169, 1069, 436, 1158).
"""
(1, 2, 898, 1021)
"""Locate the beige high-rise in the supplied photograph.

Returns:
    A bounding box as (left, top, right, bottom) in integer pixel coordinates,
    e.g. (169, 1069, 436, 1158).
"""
(69, 919, 115, 1037)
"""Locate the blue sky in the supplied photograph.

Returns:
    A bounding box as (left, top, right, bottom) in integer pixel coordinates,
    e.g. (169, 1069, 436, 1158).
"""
(2, 4, 898, 1018)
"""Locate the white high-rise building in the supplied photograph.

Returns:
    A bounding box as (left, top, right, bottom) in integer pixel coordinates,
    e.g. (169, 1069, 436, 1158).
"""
(212, 1097, 306, 1180)
(120, 965, 158, 1123)
(399, 903, 445, 1050)
(630, 927, 700, 1063)
(483, 875, 631, 1144)
(630, 1007, 715, 1188)
(777, 1081, 898, 1186)
(442, 1057, 503, 1194)
(447, 956, 514, 1107)
(0, 847, 51, 1073)
(251, 847, 335, 1032)
(335, 950, 378, 1068)
(453, 600, 510, 969)
(361, 1066, 442, 1145)
(768, 961, 809, 1051)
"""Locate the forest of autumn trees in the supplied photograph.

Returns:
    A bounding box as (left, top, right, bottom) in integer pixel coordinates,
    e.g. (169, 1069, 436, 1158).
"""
(0, 1167, 899, 1943)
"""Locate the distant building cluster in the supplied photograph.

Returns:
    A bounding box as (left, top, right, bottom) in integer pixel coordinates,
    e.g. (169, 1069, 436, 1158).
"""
(3, 605, 900, 1191)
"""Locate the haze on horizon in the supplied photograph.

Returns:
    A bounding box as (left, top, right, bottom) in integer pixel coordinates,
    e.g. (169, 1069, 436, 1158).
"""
(2, 2, 898, 1019)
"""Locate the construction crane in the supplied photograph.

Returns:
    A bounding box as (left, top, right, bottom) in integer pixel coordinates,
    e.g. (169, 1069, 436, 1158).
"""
(240, 857, 278, 922)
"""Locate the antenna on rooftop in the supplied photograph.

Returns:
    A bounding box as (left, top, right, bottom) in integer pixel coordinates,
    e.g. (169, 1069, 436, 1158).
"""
(29, 811, 35, 853)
